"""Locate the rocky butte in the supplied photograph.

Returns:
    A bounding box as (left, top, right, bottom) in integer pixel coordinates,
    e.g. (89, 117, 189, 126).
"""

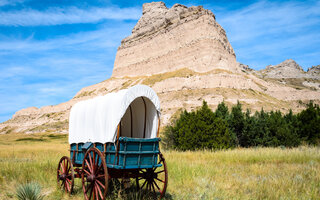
(0, 2, 319, 134)
(113, 2, 238, 77)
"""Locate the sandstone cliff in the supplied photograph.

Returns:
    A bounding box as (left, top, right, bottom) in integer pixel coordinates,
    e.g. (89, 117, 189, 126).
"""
(0, 2, 319, 134)
(112, 2, 238, 77)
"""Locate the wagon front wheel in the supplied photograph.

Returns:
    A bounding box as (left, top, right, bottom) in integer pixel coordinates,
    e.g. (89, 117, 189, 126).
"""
(82, 147, 108, 200)
(137, 152, 168, 199)
(57, 156, 74, 194)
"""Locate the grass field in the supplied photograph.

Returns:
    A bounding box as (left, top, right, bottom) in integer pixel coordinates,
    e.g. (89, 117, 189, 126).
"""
(0, 133, 319, 199)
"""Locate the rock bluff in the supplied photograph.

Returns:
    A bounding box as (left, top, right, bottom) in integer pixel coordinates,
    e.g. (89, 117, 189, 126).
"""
(112, 2, 238, 77)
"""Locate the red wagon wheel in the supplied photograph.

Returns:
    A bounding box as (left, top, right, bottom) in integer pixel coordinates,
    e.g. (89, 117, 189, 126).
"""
(57, 156, 74, 194)
(136, 153, 168, 199)
(82, 147, 109, 200)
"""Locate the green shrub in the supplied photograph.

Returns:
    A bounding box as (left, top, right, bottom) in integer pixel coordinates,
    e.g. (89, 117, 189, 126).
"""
(162, 101, 236, 150)
(16, 182, 45, 200)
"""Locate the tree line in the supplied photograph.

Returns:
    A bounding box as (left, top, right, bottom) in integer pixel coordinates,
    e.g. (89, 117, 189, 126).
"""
(162, 101, 320, 150)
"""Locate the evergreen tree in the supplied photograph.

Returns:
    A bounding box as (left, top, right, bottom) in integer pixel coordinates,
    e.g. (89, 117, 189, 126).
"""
(215, 101, 229, 120)
(297, 102, 320, 145)
(229, 101, 245, 146)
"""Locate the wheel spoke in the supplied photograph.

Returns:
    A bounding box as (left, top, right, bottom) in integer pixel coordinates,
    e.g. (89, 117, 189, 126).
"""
(94, 185, 99, 200)
(92, 151, 95, 170)
(95, 182, 104, 199)
(141, 180, 147, 189)
(66, 181, 70, 191)
(65, 160, 68, 173)
(64, 181, 67, 191)
(83, 168, 91, 175)
(153, 180, 160, 190)
(151, 182, 156, 194)
(61, 180, 65, 187)
(89, 153, 93, 170)
(85, 182, 93, 193)
(95, 164, 102, 175)
(85, 159, 93, 172)
(96, 179, 105, 189)
(136, 178, 140, 190)
(156, 170, 165, 174)
(155, 177, 165, 183)
(60, 163, 64, 173)
(89, 185, 93, 200)
(97, 174, 105, 179)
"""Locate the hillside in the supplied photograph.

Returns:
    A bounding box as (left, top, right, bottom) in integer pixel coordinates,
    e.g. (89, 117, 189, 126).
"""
(0, 2, 319, 134)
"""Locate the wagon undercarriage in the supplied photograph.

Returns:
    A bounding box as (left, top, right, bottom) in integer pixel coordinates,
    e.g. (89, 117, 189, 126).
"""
(57, 147, 167, 199)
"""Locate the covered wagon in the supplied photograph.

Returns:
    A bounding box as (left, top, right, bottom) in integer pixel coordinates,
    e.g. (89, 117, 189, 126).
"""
(57, 85, 168, 199)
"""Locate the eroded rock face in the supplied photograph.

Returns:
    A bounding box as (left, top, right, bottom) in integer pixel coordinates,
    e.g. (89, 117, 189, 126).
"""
(112, 2, 237, 77)
(307, 65, 320, 79)
(260, 59, 305, 79)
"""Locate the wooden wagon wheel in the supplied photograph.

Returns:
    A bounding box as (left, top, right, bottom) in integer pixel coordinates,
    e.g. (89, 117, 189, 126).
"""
(82, 147, 109, 200)
(136, 153, 168, 199)
(57, 156, 74, 194)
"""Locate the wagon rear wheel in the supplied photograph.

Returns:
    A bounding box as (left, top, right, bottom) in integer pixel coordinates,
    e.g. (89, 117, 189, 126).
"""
(57, 156, 74, 194)
(137, 153, 168, 199)
(82, 147, 108, 200)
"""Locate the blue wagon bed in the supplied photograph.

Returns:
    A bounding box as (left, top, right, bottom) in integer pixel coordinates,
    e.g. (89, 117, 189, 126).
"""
(57, 85, 168, 200)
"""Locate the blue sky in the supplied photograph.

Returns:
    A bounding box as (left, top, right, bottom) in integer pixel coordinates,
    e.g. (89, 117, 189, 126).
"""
(0, 0, 319, 122)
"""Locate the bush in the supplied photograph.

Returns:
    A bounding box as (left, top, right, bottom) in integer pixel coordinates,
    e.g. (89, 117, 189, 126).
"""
(16, 182, 44, 200)
(162, 101, 236, 150)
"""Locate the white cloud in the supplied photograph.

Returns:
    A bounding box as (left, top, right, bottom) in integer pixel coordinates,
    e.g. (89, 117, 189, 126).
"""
(0, 22, 134, 52)
(0, 6, 141, 26)
(0, 0, 25, 7)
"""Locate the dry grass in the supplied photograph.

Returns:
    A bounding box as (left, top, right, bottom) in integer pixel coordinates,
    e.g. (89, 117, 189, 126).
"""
(141, 68, 196, 86)
(74, 90, 96, 98)
(0, 133, 319, 199)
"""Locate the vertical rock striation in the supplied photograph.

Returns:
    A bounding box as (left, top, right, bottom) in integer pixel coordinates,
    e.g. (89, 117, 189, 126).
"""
(112, 2, 238, 77)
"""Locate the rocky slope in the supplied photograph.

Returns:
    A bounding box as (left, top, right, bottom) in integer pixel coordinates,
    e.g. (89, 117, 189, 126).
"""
(0, 2, 319, 134)
(256, 59, 320, 91)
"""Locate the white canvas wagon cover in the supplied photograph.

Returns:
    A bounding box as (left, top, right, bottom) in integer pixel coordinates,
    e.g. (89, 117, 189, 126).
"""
(69, 85, 160, 144)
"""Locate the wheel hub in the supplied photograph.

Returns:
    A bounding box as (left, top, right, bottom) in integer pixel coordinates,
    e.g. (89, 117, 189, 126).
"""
(143, 170, 157, 180)
(87, 174, 96, 182)
(59, 174, 66, 180)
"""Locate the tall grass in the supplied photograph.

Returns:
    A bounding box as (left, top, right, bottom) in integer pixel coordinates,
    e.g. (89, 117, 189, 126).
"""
(0, 133, 319, 199)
